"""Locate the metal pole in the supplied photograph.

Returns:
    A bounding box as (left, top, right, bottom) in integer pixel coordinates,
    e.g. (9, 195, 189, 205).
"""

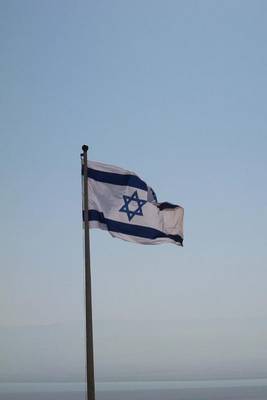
(81, 145, 95, 400)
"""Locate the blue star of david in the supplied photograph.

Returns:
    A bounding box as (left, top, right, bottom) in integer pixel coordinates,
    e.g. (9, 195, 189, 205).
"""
(119, 190, 147, 221)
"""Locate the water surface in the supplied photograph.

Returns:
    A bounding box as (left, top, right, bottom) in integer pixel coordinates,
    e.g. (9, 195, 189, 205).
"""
(1, 379, 267, 399)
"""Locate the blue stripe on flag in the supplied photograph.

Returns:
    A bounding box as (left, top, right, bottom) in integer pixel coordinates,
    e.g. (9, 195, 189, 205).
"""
(157, 202, 180, 210)
(85, 210, 183, 245)
(82, 166, 147, 191)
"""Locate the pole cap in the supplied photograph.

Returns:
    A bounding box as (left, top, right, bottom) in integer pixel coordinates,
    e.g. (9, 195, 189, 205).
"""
(82, 145, 89, 152)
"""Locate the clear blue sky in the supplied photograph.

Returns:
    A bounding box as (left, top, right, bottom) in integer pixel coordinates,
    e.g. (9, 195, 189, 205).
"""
(1, 0, 267, 382)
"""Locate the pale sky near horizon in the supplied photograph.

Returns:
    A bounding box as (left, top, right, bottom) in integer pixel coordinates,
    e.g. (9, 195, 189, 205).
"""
(1, 0, 267, 382)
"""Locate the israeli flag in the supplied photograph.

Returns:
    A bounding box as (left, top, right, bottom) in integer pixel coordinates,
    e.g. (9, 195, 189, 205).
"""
(82, 161, 184, 246)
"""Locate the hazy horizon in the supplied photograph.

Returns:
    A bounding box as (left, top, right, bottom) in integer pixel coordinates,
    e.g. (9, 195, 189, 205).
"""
(1, 317, 267, 383)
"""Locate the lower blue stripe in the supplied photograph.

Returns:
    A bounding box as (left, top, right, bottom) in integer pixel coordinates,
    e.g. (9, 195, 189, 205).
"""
(85, 210, 183, 245)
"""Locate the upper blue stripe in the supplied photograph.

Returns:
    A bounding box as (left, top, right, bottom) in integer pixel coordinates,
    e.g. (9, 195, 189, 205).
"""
(85, 210, 183, 245)
(82, 166, 147, 191)
(157, 202, 180, 210)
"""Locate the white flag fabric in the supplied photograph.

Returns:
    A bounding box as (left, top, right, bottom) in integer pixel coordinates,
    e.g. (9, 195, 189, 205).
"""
(82, 161, 184, 246)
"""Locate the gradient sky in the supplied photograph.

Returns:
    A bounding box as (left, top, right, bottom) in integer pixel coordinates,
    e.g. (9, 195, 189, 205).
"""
(1, 0, 267, 382)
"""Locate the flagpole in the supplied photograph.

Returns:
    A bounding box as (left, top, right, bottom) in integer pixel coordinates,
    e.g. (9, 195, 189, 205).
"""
(81, 144, 95, 400)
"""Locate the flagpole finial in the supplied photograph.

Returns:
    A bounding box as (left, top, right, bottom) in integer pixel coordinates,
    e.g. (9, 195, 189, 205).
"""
(82, 145, 89, 153)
